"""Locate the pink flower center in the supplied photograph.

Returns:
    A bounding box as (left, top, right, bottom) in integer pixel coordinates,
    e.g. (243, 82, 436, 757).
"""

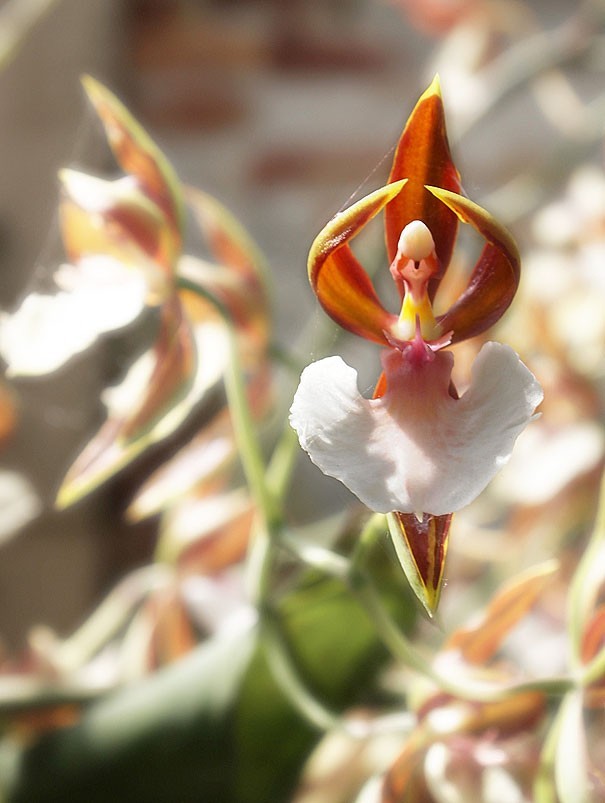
(387, 221, 447, 348)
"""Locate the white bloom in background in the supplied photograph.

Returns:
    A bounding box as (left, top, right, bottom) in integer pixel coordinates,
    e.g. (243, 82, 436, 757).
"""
(290, 342, 542, 517)
(55, 256, 148, 331)
(0, 470, 41, 543)
(0, 257, 147, 377)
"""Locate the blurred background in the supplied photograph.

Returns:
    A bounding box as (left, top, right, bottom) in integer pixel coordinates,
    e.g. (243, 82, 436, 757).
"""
(0, 0, 600, 650)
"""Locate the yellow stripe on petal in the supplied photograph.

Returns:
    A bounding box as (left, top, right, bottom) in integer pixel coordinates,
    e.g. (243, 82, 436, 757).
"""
(308, 181, 405, 343)
(82, 75, 184, 242)
(388, 511, 453, 616)
(427, 187, 521, 343)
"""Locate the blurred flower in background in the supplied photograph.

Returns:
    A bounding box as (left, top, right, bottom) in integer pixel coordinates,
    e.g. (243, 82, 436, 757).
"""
(0, 1, 604, 802)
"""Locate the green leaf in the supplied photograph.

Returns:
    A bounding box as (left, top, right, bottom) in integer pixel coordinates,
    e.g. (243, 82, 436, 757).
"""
(6, 621, 256, 803)
(233, 544, 418, 803)
(6, 535, 416, 803)
(233, 576, 384, 803)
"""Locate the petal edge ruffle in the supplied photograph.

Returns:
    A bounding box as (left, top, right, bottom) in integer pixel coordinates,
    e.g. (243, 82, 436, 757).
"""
(290, 343, 542, 516)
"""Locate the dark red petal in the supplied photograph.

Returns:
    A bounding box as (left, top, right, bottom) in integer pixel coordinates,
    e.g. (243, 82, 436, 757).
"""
(428, 188, 521, 343)
(388, 511, 453, 616)
(385, 76, 461, 292)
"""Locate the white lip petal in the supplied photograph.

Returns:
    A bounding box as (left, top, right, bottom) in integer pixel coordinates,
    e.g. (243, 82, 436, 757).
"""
(289, 343, 543, 516)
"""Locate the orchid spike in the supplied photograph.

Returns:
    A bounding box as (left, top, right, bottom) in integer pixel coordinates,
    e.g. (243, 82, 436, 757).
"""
(291, 79, 542, 614)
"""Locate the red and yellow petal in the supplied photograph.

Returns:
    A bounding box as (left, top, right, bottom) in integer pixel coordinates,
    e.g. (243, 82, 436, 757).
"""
(59, 170, 177, 281)
(385, 76, 461, 290)
(387, 511, 453, 616)
(308, 181, 405, 343)
(428, 187, 521, 343)
(82, 75, 184, 242)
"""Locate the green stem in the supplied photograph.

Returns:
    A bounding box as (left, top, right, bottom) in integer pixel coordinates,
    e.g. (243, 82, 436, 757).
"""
(533, 703, 563, 803)
(350, 576, 431, 676)
(280, 529, 350, 580)
(344, 516, 574, 702)
(223, 328, 279, 531)
(354, 568, 574, 702)
(350, 513, 387, 571)
(53, 565, 170, 674)
(262, 612, 341, 732)
(452, 7, 598, 139)
(265, 423, 300, 503)
(0, 677, 110, 715)
(180, 274, 342, 730)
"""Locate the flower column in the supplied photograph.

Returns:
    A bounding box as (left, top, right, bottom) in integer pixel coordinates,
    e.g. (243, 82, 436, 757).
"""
(290, 77, 542, 615)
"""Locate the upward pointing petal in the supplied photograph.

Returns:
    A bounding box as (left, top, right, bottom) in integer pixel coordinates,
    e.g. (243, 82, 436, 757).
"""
(290, 343, 542, 517)
(82, 76, 184, 234)
(385, 76, 461, 286)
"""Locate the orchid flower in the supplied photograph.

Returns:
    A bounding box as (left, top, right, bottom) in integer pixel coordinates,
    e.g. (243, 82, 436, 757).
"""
(290, 77, 543, 614)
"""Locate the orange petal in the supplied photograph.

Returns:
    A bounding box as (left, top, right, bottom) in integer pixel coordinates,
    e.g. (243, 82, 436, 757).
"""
(179, 256, 268, 363)
(186, 186, 268, 287)
(56, 296, 198, 509)
(444, 560, 557, 664)
(184, 187, 271, 375)
(427, 188, 520, 343)
(581, 605, 605, 665)
(59, 171, 177, 282)
(0, 381, 18, 447)
(385, 76, 461, 290)
(460, 691, 546, 736)
(141, 586, 199, 671)
(309, 181, 405, 343)
(126, 408, 234, 522)
(121, 297, 196, 442)
(81, 76, 184, 238)
(381, 731, 431, 803)
(157, 488, 254, 574)
(387, 511, 453, 616)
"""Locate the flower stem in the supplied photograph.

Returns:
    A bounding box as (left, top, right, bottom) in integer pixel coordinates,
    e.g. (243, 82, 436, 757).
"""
(262, 611, 341, 732)
(223, 329, 279, 531)
(344, 516, 574, 703)
(533, 702, 562, 803)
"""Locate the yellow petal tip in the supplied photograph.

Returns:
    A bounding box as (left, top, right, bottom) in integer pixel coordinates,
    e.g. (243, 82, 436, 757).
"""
(420, 74, 442, 102)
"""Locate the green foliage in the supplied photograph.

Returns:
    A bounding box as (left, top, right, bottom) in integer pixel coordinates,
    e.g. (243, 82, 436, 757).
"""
(6, 624, 256, 803)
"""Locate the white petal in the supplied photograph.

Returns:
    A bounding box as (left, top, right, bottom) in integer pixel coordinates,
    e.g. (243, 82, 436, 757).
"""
(0, 292, 98, 376)
(0, 264, 147, 377)
(0, 470, 41, 543)
(290, 343, 542, 516)
(494, 420, 604, 505)
(56, 257, 148, 332)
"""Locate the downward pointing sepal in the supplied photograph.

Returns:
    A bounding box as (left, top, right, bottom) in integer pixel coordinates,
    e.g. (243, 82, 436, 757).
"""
(387, 511, 453, 616)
